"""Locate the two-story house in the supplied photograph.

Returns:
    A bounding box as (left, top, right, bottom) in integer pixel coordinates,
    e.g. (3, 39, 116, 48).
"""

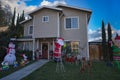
(17, 4, 92, 60)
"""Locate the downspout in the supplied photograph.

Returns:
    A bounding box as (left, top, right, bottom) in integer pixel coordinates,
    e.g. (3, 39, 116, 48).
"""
(33, 39, 35, 60)
(57, 12, 60, 37)
(32, 15, 35, 60)
(86, 13, 89, 60)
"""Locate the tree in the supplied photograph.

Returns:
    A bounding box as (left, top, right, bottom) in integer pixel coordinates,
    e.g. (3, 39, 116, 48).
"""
(20, 10, 25, 22)
(0, 2, 6, 26)
(8, 8, 16, 38)
(15, 10, 25, 37)
(0, 1, 12, 27)
(16, 13, 23, 37)
(4, 5, 12, 26)
(102, 20, 107, 61)
(116, 33, 119, 37)
(107, 22, 113, 61)
(19, 10, 25, 37)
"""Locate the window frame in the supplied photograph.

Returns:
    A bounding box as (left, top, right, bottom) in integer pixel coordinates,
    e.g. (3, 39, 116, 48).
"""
(64, 16, 79, 30)
(65, 41, 80, 54)
(42, 16, 49, 22)
(28, 25, 33, 35)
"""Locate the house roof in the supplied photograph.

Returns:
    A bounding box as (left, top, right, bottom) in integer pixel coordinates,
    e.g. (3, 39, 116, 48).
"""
(20, 18, 32, 24)
(28, 6, 62, 16)
(21, 4, 92, 24)
(56, 4, 92, 13)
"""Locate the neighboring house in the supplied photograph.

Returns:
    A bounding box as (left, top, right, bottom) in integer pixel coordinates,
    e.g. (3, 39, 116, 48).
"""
(17, 4, 92, 60)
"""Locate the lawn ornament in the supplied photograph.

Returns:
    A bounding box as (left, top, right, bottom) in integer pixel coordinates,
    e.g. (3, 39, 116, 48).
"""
(54, 38, 65, 72)
(3, 42, 16, 65)
(80, 57, 92, 74)
(111, 36, 120, 61)
(111, 35, 120, 70)
(14, 61, 18, 68)
(35, 49, 41, 60)
(0, 61, 9, 71)
(20, 54, 29, 66)
(80, 57, 87, 73)
(22, 54, 28, 61)
(20, 60, 25, 66)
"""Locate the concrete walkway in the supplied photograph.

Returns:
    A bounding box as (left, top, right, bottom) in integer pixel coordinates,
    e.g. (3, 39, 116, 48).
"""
(0, 59, 49, 80)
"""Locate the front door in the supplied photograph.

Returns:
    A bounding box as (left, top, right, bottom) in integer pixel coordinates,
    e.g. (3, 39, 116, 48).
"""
(42, 43, 48, 59)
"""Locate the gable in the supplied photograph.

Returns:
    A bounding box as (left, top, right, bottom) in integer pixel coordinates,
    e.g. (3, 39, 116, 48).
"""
(29, 6, 62, 17)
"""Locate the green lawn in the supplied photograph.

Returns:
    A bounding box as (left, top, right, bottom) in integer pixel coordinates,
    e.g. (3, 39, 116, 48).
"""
(22, 61, 120, 80)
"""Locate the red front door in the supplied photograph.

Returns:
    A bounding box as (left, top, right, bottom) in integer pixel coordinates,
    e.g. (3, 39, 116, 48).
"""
(42, 43, 48, 59)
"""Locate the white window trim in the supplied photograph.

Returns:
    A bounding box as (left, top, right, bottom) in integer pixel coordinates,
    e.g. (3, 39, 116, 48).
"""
(42, 16, 49, 22)
(28, 25, 33, 35)
(64, 16, 79, 30)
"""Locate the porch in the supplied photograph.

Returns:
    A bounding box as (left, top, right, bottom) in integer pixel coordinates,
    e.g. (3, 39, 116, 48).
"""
(17, 37, 56, 60)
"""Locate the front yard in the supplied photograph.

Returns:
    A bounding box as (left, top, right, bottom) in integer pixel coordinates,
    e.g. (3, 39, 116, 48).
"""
(22, 61, 120, 80)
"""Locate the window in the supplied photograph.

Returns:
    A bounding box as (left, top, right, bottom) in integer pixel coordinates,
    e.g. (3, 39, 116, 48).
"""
(42, 16, 49, 22)
(29, 26, 33, 34)
(65, 17, 79, 29)
(65, 41, 80, 54)
(71, 41, 79, 53)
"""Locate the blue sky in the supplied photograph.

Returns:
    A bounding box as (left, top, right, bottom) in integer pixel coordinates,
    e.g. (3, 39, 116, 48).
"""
(24, 0, 120, 31)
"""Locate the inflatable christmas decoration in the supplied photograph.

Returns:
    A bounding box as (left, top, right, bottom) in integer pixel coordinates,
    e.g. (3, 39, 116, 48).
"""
(14, 61, 18, 68)
(20, 53, 29, 66)
(0, 61, 9, 71)
(112, 36, 120, 61)
(110, 35, 120, 70)
(54, 38, 64, 61)
(2, 42, 16, 65)
(54, 38, 65, 72)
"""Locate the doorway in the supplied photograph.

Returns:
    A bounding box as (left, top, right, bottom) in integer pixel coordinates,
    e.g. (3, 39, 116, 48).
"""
(42, 42, 49, 59)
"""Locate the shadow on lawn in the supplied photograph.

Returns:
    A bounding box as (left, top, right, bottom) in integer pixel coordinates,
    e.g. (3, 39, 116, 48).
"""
(22, 61, 120, 80)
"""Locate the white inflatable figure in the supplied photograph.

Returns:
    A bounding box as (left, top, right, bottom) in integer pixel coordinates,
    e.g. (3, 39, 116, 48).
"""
(22, 54, 28, 61)
(3, 42, 16, 65)
(57, 38, 64, 46)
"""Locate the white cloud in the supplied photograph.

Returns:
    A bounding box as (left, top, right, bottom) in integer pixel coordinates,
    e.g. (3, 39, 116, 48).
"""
(116, 30, 120, 35)
(88, 25, 119, 42)
(1, 0, 37, 15)
(40, 0, 67, 6)
(1, 0, 67, 17)
(88, 29, 102, 41)
(40, 0, 52, 6)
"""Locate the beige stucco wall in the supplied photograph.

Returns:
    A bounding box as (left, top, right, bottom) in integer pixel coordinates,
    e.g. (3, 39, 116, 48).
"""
(59, 7, 88, 42)
(58, 6, 89, 58)
(33, 9, 59, 38)
(23, 20, 33, 37)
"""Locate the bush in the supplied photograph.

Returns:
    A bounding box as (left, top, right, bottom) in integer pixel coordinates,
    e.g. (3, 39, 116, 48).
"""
(0, 47, 6, 62)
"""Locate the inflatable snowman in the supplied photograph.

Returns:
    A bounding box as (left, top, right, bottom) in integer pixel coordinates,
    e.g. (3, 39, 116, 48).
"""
(3, 42, 16, 65)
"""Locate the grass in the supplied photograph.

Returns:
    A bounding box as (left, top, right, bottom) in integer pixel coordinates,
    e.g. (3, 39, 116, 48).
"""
(0, 61, 34, 79)
(22, 61, 120, 80)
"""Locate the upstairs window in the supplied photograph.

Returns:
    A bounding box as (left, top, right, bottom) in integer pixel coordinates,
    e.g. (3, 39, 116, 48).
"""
(65, 17, 79, 29)
(42, 16, 49, 22)
(29, 26, 33, 35)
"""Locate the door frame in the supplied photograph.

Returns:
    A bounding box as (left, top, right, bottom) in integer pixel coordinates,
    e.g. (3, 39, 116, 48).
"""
(41, 42, 49, 59)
